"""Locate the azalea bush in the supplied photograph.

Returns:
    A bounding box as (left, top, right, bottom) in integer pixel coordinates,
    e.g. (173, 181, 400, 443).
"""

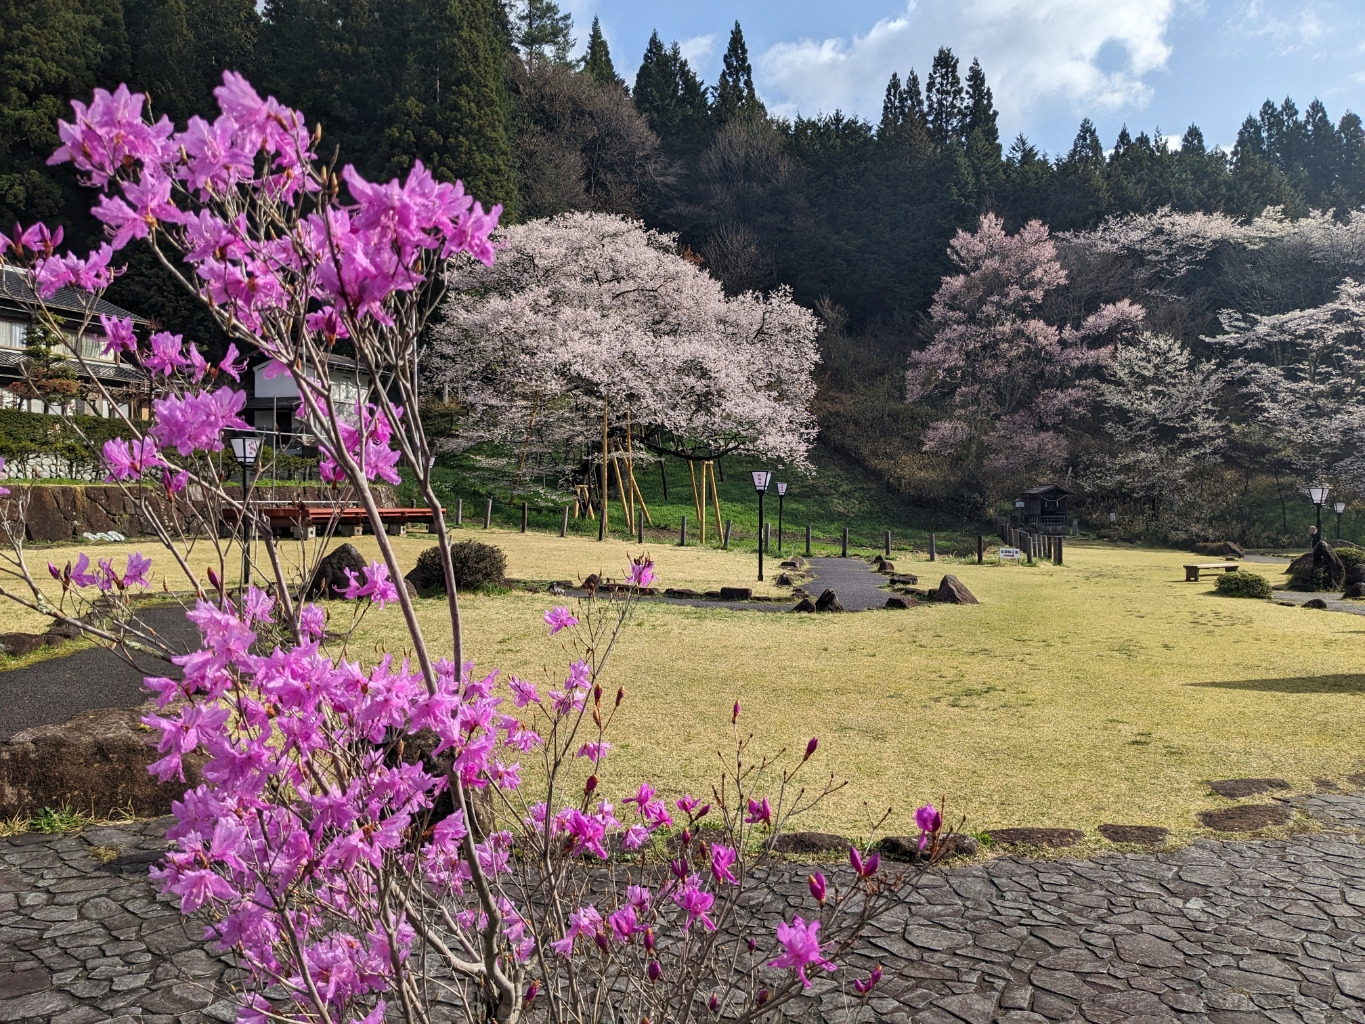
(0, 74, 948, 1023)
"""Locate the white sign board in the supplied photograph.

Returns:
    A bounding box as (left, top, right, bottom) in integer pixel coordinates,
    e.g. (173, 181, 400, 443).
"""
(999, 547, 1022, 560)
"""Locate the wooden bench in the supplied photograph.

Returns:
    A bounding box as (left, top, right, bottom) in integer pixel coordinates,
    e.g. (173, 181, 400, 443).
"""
(225, 504, 444, 539)
(1184, 562, 1240, 582)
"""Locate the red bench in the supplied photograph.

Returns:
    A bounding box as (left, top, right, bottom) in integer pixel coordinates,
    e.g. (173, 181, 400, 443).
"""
(227, 503, 444, 538)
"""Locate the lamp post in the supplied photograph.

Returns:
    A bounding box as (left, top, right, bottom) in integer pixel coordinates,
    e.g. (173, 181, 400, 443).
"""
(751, 471, 771, 581)
(230, 434, 263, 591)
(776, 481, 787, 552)
(1309, 484, 1329, 538)
(1335, 500, 1346, 540)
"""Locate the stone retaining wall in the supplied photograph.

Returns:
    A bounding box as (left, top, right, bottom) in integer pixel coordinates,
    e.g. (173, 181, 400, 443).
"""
(6, 484, 400, 542)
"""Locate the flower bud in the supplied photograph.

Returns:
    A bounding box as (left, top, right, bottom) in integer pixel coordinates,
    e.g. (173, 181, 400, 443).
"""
(808, 871, 827, 904)
(585, 774, 598, 795)
(708, 994, 720, 1014)
(804, 737, 818, 760)
(644, 927, 655, 953)
(593, 683, 602, 705)
(207, 566, 221, 592)
(733, 701, 740, 723)
(523, 983, 539, 1006)
(616, 686, 625, 706)
(747, 937, 757, 953)
(756, 989, 770, 1007)
(646, 960, 662, 983)
(680, 828, 691, 846)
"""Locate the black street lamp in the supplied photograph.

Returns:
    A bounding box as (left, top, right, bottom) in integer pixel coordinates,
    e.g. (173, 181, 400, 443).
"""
(230, 434, 263, 590)
(1334, 500, 1346, 540)
(776, 481, 787, 552)
(751, 470, 771, 581)
(1309, 484, 1329, 539)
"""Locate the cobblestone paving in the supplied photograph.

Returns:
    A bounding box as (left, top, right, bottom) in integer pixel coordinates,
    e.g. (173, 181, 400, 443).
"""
(3, 797, 1365, 1022)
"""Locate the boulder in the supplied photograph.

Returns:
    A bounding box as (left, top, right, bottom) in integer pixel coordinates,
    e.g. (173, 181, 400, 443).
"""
(303, 543, 369, 600)
(1347, 564, 1365, 586)
(1223, 541, 1246, 558)
(664, 588, 701, 599)
(791, 598, 816, 613)
(935, 575, 978, 605)
(1345, 583, 1365, 599)
(884, 596, 917, 610)
(719, 587, 753, 601)
(814, 589, 843, 613)
(402, 577, 418, 600)
(880, 832, 979, 862)
(871, 556, 895, 573)
(1314, 540, 1346, 588)
(779, 557, 806, 570)
(23, 487, 70, 542)
(1304, 598, 1329, 609)
(772, 831, 848, 855)
(775, 573, 795, 587)
(0, 633, 46, 657)
(889, 573, 919, 586)
(0, 708, 203, 819)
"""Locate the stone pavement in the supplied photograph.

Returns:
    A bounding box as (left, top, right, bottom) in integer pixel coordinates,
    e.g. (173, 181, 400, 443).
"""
(2, 796, 1365, 1022)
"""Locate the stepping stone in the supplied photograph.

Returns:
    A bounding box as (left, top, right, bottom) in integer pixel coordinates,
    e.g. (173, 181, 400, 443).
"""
(663, 588, 700, 598)
(814, 588, 843, 612)
(884, 596, 918, 610)
(879, 833, 979, 862)
(1304, 598, 1328, 609)
(1198, 803, 1292, 831)
(719, 587, 753, 601)
(986, 827, 1084, 848)
(1314, 778, 1342, 792)
(772, 831, 848, 855)
(1209, 778, 1290, 798)
(1098, 823, 1169, 845)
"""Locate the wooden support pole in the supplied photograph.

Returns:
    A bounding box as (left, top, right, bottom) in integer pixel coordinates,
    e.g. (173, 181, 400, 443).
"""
(708, 461, 722, 539)
(679, 514, 687, 547)
(688, 461, 701, 532)
(484, 498, 493, 529)
(805, 525, 812, 557)
(599, 402, 609, 541)
(841, 527, 849, 558)
(560, 506, 569, 537)
(699, 460, 709, 546)
(611, 448, 632, 532)
(455, 498, 463, 527)
(977, 535, 984, 564)
(637, 514, 644, 545)
(723, 519, 732, 550)
(1055, 536, 1064, 565)
(929, 533, 937, 561)
(626, 454, 652, 525)
(884, 530, 891, 557)
(624, 413, 636, 531)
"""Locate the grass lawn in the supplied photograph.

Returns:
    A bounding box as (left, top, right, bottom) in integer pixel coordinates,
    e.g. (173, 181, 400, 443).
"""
(5, 529, 1361, 851)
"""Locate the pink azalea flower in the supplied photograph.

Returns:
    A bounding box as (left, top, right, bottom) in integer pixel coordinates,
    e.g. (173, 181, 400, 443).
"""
(853, 967, 884, 995)
(672, 877, 717, 933)
(218, 343, 247, 382)
(544, 605, 577, 634)
(99, 314, 137, 357)
(144, 331, 190, 375)
(508, 676, 540, 707)
(710, 843, 738, 885)
(148, 388, 248, 455)
(745, 797, 772, 826)
(849, 846, 880, 878)
(103, 436, 161, 482)
(69, 553, 100, 588)
(628, 558, 655, 588)
(808, 871, 827, 903)
(575, 742, 609, 763)
(123, 552, 152, 589)
(768, 916, 836, 988)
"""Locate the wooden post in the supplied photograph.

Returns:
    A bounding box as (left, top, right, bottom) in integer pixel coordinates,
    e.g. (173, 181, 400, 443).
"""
(611, 447, 632, 532)
(599, 402, 609, 541)
(624, 412, 636, 530)
(688, 461, 701, 531)
(637, 514, 644, 545)
(626, 454, 652, 525)
(1055, 536, 1064, 565)
(765, 522, 771, 553)
(679, 514, 687, 546)
(1026, 535, 1033, 564)
(521, 501, 528, 533)
(455, 498, 463, 527)
(484, 498, 492, 530)
(699, 460, 709, 546)
(841, 527, 848, 558)
(884, 530, 891, 556)
(708, 461, 722, 539)
(723, 519, 732, 550)
(560, 505, 569, 538)
(805, 525, 812, 557)
(929, 533, 937, 561)
(977, 535, 984, 564)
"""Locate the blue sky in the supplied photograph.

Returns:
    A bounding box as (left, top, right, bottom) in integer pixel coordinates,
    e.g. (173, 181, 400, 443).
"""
(560, 0, 1365, 155)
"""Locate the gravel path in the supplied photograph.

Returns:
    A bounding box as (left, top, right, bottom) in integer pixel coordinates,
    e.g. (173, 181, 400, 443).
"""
(4, 794, 1365, 1022)
(1271, 590, 1365, 617)
(795, 556, 896, 611)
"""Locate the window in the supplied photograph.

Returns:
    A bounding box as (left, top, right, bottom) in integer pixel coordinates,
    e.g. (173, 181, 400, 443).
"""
(0, 320, 24, 350)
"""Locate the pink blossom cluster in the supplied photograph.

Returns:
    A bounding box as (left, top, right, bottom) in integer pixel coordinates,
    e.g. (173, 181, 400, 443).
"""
(318, 401, 403, 486)
(48, 551, 151, 592)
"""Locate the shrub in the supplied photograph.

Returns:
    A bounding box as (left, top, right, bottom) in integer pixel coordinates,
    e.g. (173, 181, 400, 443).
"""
(413, 540, 506, 593)
(1216, 570, 1273, 599)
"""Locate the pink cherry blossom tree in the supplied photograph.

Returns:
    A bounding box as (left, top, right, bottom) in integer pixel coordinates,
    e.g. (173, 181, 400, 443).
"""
(907, 213, 1144, 489)
(0, 76, 943, 1024)
(428, 212, 820, 495)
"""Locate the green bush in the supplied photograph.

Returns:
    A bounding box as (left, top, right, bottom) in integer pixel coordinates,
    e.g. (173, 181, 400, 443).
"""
(0, 408, 124, 478)
(1215, 570, 1273, 599)
(413, 541, 507, 594)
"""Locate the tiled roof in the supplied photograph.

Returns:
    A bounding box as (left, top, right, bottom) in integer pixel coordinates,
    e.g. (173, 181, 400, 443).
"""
(0, 267, 145, 324)
(0, 348, 149, 384)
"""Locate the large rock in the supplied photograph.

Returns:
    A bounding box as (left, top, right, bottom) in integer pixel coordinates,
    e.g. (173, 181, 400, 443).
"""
(1314, 540, 1346, 588)
(791, 598, 816, 613)
(719, 587, 753, 601)
(814, 589, 843, 612)
(935, 575, 978, 605)
(884, 596, 918, 610)
(0, 708, 202, 818)
(1346, 564, 1365, 586)
(304, 543, 369, 600)
(1345, 582, 1365, 599)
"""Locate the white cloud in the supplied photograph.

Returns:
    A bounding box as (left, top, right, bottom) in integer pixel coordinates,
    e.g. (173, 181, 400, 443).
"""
(755, 0, 1176, 125)
(677, 34, 718, 68)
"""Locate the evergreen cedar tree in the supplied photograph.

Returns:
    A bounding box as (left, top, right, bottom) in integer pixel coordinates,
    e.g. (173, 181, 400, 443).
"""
(6, 3, 1365, 329)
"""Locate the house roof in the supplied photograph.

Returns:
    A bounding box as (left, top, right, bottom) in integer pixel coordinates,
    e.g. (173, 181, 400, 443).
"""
(1023, 484, 1075, 497)
(0, 348, 148, 384)
(0, 267, 146, 325)
(249, 353, 368, 374)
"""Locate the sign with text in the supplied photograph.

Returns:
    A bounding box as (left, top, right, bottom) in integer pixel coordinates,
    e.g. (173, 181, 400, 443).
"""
(999, 547, 1022, 560)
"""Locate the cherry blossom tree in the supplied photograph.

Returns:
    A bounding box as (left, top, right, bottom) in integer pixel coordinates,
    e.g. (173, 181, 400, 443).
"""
(0, 76, 940, 1024)
(906, 213, 1143, 486)
(427, 212, 820, 494)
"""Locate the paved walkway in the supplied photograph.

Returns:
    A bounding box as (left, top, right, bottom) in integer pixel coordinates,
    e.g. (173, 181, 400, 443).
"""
(1272, 590, 1365, 618)
(4, 794, 1365, 1022)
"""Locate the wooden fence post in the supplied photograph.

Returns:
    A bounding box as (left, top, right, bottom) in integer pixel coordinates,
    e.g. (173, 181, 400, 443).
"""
(841, 527, 848, 558)
(455, 498, 463, 527)
(1054, 536, 1064, 565)
(805, 525, 812, 557)
(637, 515, 644, 544)
(484, 498, 492, 530)
(560, 506, 569, 538)
(679, 514, 687, 546)
(977, 535, 984, 564)
(723, 519, 732, 550)
(521, 501, 528, 533)
(884, 530, 891, 557)
(929, 533, 937, 561)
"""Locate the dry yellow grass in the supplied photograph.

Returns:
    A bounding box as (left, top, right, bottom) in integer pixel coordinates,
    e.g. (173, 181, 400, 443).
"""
(6, 531, 1360, 847)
